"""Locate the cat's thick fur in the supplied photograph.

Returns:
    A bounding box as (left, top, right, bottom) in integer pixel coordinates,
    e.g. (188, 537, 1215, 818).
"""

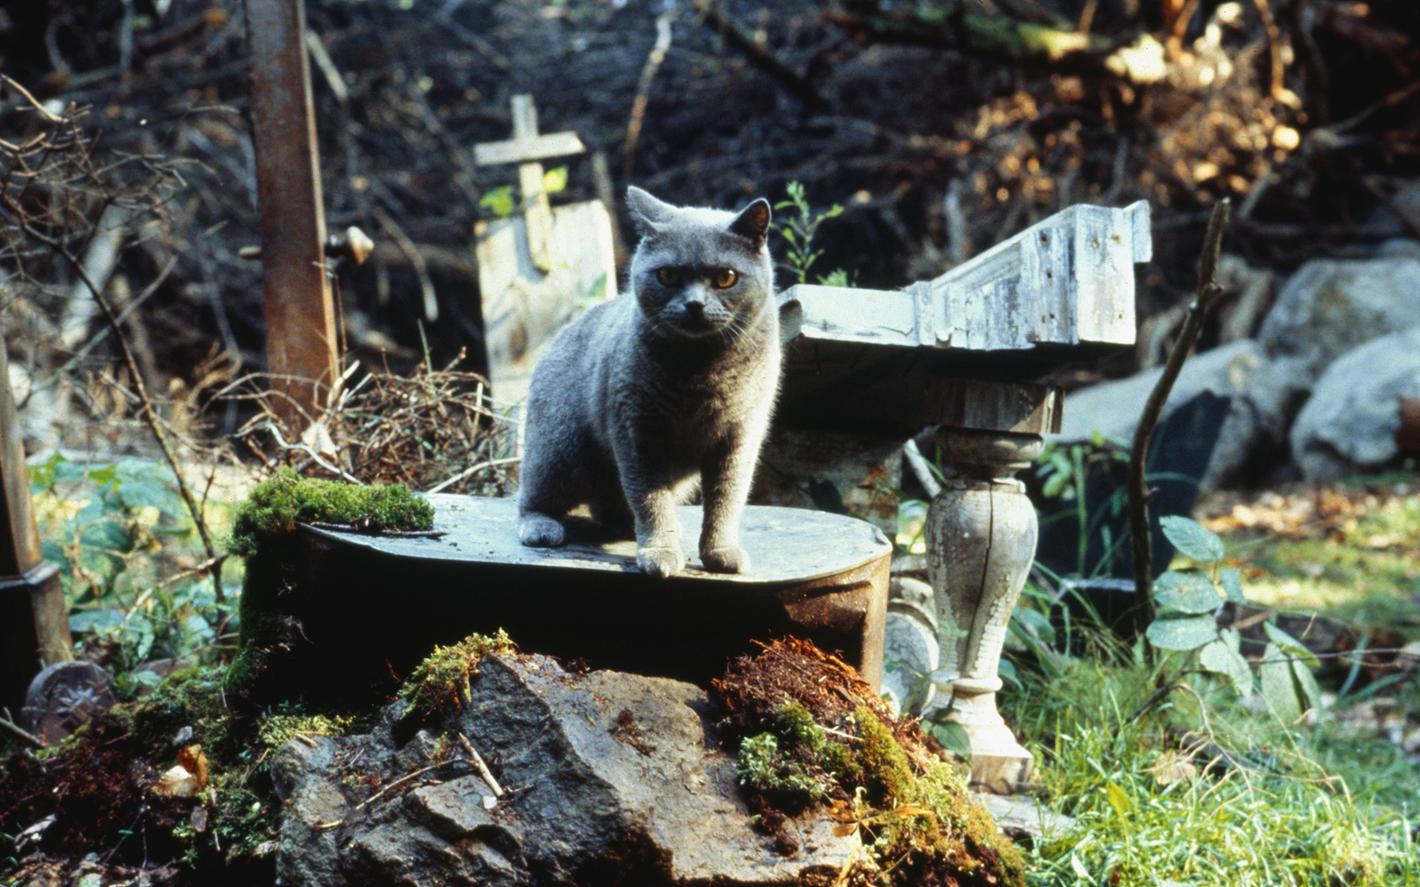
(516, 186, 781, 577)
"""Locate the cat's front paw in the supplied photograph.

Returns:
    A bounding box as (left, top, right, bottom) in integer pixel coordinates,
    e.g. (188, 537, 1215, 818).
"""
(519, 514, 566, 547)
(637, 545, 686, 578)
(701, 545, 750, 574)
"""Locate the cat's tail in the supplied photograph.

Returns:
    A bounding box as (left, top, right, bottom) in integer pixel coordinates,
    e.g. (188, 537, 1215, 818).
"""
(518, 512, 566, 547)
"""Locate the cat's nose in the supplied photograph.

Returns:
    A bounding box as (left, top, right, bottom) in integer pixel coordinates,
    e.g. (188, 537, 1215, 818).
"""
(684, 297, 705, 316)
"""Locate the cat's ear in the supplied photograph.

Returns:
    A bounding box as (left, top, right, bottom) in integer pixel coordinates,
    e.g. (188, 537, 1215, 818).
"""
(729, 198, 771, 249)
(626, 186, 673, 237)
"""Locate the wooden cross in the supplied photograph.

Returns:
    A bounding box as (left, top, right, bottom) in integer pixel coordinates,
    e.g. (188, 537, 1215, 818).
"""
(474, 95, 586, 270)
(767, 200, 1151, 792)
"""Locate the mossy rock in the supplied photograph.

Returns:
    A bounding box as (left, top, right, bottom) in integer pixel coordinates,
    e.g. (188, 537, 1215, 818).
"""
(396, 629, 515, 722)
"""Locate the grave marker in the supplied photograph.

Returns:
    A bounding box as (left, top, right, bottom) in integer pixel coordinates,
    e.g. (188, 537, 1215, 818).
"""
(764, 200, 1150, 792)
(473, 95, 616, 408)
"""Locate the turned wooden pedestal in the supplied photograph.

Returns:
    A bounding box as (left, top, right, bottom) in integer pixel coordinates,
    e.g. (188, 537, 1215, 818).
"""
(928, 427, 1046, 792)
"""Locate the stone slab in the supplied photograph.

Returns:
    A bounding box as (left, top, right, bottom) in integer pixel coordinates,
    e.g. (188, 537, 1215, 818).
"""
(242, 495, 891, 704)
(309, 493, 890, 585)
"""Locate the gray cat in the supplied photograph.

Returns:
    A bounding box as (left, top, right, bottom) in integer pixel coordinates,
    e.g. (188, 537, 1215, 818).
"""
(516, 186, 781, 578)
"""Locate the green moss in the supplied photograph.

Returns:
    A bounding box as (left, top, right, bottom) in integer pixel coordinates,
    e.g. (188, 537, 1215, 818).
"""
(851, 706, 1026, 885)
(853, 705, 917, 807)
(396, 630, 514, 719)
(228, 468, 434, 557)
(120, 665, 236, 758)
(223, 592, 290, 704)
(257, 713, 354, 749)
(735, 732, 829, 804)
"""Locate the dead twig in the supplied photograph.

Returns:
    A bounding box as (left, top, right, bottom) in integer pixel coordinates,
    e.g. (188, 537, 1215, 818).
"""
(0, 708, 45, 749)
(427, 456, 521, 495)
(303, 521, 446, 540)
(353, 759, 459, 812)
(1128, 199, 1231, 622)
(458, 732, 504, 797)
(623, 11, 675, 183)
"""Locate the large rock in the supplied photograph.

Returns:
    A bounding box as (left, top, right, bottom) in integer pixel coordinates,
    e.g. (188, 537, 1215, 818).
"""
(272, 653, 857, 886)
(1054, 339, 1294, 490)
(1290, 327, 1420, 481)
(1258, 254, 1420, 384)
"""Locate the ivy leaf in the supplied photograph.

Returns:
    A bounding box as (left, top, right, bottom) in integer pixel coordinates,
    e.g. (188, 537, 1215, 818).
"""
(1154, 571, 1221, 615)
(1219, 567, 1246, 605)
(69, 608, 124, 635)
(1291, 657, 1322, 713)
(479, 185, 516, 218)
(1260, 641, 1303, 723)
(1200, 636, 1252, 696)
(1146, 614, 1218, 651)
(1159, 515, 1225, 564)
(541, 165, 568, 195)
(926, 720, 972, 760)
(116, 460, 187, 521)
(1263, 622, 1319, 667)
(1042, 472, 1069, 499)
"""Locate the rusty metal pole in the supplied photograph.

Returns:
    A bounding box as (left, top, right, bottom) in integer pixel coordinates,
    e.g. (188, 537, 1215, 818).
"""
(0, 341, 72, 715)
(244, 0, 340, 431)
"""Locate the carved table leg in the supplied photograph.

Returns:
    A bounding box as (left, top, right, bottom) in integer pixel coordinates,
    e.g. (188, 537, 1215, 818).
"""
(927, 427, 1042, 793)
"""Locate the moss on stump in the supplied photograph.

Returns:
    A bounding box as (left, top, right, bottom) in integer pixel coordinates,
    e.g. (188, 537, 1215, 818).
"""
(224, 471, 435, 704)
(228, 468, 433, 557)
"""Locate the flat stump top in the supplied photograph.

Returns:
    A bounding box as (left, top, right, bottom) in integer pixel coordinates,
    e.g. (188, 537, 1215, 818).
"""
(304, 494, 891, 584)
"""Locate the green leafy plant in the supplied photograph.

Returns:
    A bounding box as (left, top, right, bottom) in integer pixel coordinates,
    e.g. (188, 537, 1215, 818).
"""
(772, 180, 846, 284)
(1146, 515, 1320, 722)
(29, 454, 234, 676)
(478, 165, 568, 219)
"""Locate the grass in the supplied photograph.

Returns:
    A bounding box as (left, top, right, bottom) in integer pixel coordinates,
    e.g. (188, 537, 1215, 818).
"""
(1209, 485, 1420, 640)
(1001, 649, 1419, 886)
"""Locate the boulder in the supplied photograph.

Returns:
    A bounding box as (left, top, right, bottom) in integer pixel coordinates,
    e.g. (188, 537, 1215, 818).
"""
(272, 652, 858, 886)
(1054, 339, 1294, 490)
(1375, 239, 1420, 261)
(1258, 254, 1420, 384)
(1289, 327, 1420, 481)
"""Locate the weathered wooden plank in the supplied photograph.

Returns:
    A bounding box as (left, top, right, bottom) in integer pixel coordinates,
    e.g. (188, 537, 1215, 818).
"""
(779, 200, 1149, 358)
(924, 200, 1148, 350)
(775, 339, 1062, 435)
(473, 131, 587, 167)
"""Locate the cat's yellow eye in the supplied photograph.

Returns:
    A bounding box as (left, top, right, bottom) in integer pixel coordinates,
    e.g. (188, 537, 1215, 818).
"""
(656, 267, 681, 287)
(711, 268, 738, 289)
